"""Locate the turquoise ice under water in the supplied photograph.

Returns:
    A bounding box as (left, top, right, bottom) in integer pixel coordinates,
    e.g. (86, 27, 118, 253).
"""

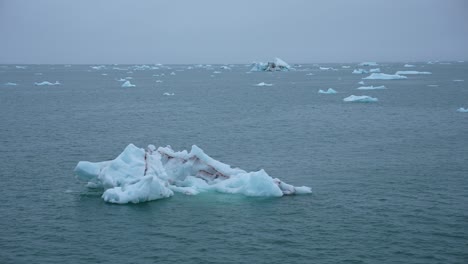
(0, 63, 467, 263)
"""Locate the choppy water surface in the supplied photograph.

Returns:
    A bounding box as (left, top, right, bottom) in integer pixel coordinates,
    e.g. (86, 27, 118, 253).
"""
(0, 63, 467, 263)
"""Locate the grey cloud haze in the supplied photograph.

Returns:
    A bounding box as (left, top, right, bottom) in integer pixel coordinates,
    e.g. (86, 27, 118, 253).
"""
(1, 0, 467, 64)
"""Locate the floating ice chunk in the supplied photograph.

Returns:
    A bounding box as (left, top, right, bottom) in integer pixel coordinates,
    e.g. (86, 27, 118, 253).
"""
(74, 144, 311, 204)
(353, 69, 368, 74)
(342, 66, 351, 68)
(363, 73, 407, 80)
(125, 77, 133, 80)
(457, 107, 468, 113)
(220, 66, 231, 70)
(427, 84, 439, 87)
(121, 81, 135, 87)
(306, 73, 314, 76)
(101, 73, 108, 76)
(250, 58, 292, 72)
(343, 95, 378, 103)
(163, 92, 175, 96)
(359, 62, 378, 66)
(155, 80, 163, 83)
(117, 78, 127, 82)
(318, 88, 337, 94)
(255, 82, 273, 87)
(369, 68, 380, 73)
(319, 67, 331, 70)
(357, 85, 386, 90)
(170, 72, 176, 75)
(4, 82, 17, 86)
(90, 65, 106, 70)
(213, 71, 221, 74)
(16, 66, 27, 69)
(404, 64, 415, 67)
(358, 81, 365, 85)
(35, 81, 61, 86)
(453, 80, 464, 82)
(395, 71, 431, 75)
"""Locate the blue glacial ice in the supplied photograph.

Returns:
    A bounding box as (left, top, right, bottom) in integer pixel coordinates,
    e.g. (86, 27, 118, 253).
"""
(74, 144, 311, 204)
(318, 88, 337, 94)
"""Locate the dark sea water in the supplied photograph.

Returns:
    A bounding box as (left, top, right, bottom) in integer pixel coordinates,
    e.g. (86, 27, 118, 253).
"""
(0, 63, 467, 263)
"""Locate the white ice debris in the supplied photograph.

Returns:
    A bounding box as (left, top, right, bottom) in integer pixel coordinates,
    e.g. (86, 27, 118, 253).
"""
(306, 73, 314, 76)
(90, 65, 106, 70)
(342, 66, 351, 68)
(427, 84, 439, 87)
(343, 95, 378, 103)
(363, 73, 407, 80)
(318, 88, 337, 94)
(15, 66, 27, 69)
(34, 81, 61, 86)
(163, 92, 175, 96)
(395, 71, 431, 75)
(255, 82, 273, 87)
(369, 68, 380, 73)
(4, 82, 17, 86)
(155, 80, 163, 83)
(74, 144, 311, 204)
(213, 71, 221, 74)
(353, 69, 369, 74)
(319, 67, 331, 70)
(220, 66, 231, 70)
(457, 107, 468, 113)
(170, 72, 176, 75)
(357, 85, 386, 90)
(117, 78, 127, 82)
(404, 64, 415, 67)
(358, 81, 365, 85)
(121, 81, 135, 87)
(359, 62, 378, 66)
(250, 58, 292, 72)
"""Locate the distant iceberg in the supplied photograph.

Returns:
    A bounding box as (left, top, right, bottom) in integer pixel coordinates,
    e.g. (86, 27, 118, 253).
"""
(213, 71, 221, 74)
(453, 80, 464, 82)
(369, 68, 380, 73)
(117, 78, 127, 82)
(363, 73, 407, 80)
(170, 72, 176, 75)
(319, 67, 332, 70)
(359, 62, 378, 66)
(358, 81, 365, 85)
(15, 66, 27, 69)
(343, 95, 378, 103)
(318, 88, 337, 94)
(163, 92, 175, 96)
(4, 82, 17, 86)
(255, 82, 273, 87)
(357, 85, 386, 90)
(155, 80, 163, 83)
(342, 66, 351, 68)
(427, 84, 439, 87)
(121, 81, 135, 87)
(220, 66, 231, 70)
(90, 65, 106, 70)
(250, 58, 292, 72)
(395, 71, 431, 75)
(74, 144, 311, 204)
(352, 69, 369, 74)
(457, 107, 468, 113)
(35, 81, 61, 86)
(404, 64, 415, 67)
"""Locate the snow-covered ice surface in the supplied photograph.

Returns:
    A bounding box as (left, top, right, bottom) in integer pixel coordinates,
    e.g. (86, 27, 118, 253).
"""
(357, 85, 386, 90)
(255, 82, 273, 87)
(395, 71, 432, 75)
(74, 144, 312, 204)
(34, 81, 61, 86)
(363, 73, 407, 80)
(121, 81, 135, 87)
(457, 107, 468, 113)
(343, 95, 378, 103)
(318, 88, 337, 94)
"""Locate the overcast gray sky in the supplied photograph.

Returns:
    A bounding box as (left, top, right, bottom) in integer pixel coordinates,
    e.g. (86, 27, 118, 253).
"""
(1, 0, 467, 64)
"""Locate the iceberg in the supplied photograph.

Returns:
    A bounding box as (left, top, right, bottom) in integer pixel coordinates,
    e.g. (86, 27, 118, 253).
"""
(250, 58, 292, 72)
(4, 82, 17, 86)
(74, 144, 311, 204)
(318, 88, 337, 94)
(453, 80, 464, 82)
(369, 68, 380, 73)
(358, 81, 365, 85)
(359, 62, 378, 66)
(121, 81, 135, 87)
(404, 64, 415, 67)
(155, 80, 163, 83)
(319, 67, 332, 70)
(163, 92, 175, 96)
(170, 72, 176, 75)
(220, 66, 231, 70)
(352, 69, 368, 74)
(343, 95, 378, 103)
(213, 71, 221, 74)
(34, 81, 61, 86)
(342, 66, 351, 68)
(357, 85, 386, 90)
(16, 66, 27, 69)
(90, 65, 106, 70)
(117, 78, 127, 82)
(255, 82, 273, 87)
(427, 84, 439, 87)
(363, 73, 407, 80)
(457, 107, 468, 113)
(395, 71, 431, 75)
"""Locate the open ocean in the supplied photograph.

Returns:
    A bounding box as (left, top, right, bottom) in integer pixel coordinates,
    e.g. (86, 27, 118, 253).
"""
(0, 62, 467, 263)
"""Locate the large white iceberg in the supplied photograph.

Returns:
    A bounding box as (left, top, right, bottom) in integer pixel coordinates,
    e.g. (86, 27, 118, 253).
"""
(35, 81, 61, 86)
(343, 95, 378, 103)
(250, 58, 292, 72)
(357, 85, 386, 90)
(395, 71, 431, 75)
(121, 81, 135, 87)
(318, 88, 337, 94)
(74, 144, 311, 204)
(363, 73, 407, 80)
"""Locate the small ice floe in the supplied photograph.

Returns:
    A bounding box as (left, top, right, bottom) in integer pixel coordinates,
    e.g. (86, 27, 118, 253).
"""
(91, 65, 106, 70)
(319, 67, 331, 70)
(125, 77, 133, 80)
(395, 71, 431, 75)
(359, 62, 378, 66)
(306, 73, 314, 76)
(358, 81, 365, 85)
(363, 73, 407, 80)
(357, 85, 386, 90)
(117, 78, 127, 82)
(342, 66, 351, 68)
(343, 95, 378, 103)
(187, 66, 193, 70)
(457, 107, 468, 113)
(353, 69, 368, 74)
(427, 84, 439, 87)
(404, 64, 415, 67)
(255, 82, 273, 87)
(170, 72, 176, 75)
(101, 73, 108, 76)
(4, 82, 17, 86)
(163, 92, 175, 96)
(155, 80, 163, 83)
(213, 71, 221, 74)
(220, 66, 231, 70)
(318, 88, 337, 94)
(16, 66, 27, 69)
(121, 81, 135, 87)
(35, 81, 61, 86)
(369, 68, 380, 73)
(453, 80, 464, 82)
